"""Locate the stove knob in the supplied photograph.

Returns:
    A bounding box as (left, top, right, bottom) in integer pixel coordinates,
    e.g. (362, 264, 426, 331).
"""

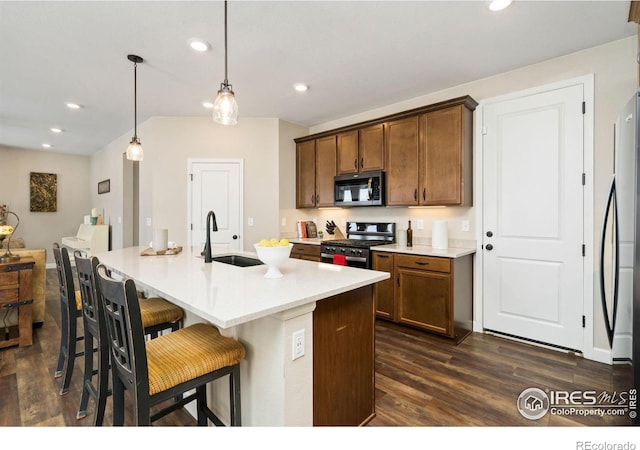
(340, 248, 346, 253)
(357, 250, 363, 255)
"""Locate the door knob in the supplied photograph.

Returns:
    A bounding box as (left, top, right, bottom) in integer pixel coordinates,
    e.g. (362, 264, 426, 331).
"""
(232, 235, 238, 240)
(486, 231, 493, 237)
(485, 244, 494, 251)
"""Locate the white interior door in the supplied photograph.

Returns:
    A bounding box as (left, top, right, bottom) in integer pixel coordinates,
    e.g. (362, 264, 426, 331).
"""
(189, 160, 243, 252)
(482, 84, 585, 352)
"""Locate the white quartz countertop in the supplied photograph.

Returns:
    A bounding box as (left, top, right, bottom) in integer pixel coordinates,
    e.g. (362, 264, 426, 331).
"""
(371, 243, 476, 258)
(95, 246, 389, 329)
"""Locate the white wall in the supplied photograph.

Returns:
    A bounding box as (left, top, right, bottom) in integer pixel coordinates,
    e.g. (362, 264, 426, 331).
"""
(0, 145, 91, 264)
(91, 117, 286, 251)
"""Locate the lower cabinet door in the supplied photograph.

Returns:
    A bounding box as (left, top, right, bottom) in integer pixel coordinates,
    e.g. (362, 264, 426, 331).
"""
(372, 252, 395, 320)
(396, 268, 453, 337)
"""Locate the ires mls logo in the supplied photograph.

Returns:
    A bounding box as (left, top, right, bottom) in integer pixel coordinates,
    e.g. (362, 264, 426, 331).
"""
(517, 387, 637, 420)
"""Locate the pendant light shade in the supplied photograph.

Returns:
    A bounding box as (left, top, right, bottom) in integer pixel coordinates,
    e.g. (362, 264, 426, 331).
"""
(213, 1, 238, 125)
(126, 54, 144, 161)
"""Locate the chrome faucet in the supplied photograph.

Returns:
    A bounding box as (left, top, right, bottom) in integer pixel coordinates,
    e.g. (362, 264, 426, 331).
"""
(202, 210, 218, 263)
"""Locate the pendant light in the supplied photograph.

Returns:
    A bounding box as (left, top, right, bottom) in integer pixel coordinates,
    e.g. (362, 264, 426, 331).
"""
(126, 54, 144, 161)
(213, 1, 238, 125)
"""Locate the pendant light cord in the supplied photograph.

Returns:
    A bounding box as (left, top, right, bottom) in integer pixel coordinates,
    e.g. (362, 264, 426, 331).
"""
(133, 61, 138, 139)
(224, 0, 228, 85)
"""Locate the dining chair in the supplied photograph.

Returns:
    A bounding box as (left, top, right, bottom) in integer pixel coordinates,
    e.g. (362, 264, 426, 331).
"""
(96, 263, 245, 426)
(52, 243, 84, 396)
(74, 251, 186, 425)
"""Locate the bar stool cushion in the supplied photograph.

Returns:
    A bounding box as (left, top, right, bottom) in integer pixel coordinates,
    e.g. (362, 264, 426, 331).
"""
(140, 297, 184, 329)
(146, 323, 245, 396)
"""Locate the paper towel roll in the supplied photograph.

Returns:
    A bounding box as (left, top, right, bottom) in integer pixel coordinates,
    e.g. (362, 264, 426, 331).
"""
(152, 229, 168, 252)
(432, 220, 448, 250)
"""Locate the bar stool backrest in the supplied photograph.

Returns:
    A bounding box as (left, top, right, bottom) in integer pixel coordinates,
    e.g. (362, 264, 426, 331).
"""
(95, 263, 149, 401)
(53, 244, 76, 318)
(74, 252, 107, 346)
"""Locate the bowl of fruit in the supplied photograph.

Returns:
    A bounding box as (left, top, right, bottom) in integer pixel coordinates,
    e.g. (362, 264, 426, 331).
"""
(254, 238, 293, 278)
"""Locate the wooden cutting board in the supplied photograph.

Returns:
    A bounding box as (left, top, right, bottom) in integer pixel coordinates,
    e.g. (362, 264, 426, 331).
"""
(140, 246, 183, 256)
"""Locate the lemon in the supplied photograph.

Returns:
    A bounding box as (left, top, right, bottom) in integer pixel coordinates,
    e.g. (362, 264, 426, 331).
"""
(269, 238, 280, 246)
(279, 238, 290, 247)
(258, 239, 271, 247)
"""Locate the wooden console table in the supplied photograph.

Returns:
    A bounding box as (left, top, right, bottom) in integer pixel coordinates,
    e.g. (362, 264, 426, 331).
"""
(0, 257, 34, 348)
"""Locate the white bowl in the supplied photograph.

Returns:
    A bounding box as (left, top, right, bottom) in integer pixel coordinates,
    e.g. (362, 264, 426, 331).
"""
(254, 243, 293, 278)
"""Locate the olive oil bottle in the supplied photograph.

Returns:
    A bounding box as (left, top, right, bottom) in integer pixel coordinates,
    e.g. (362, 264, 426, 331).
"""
(407, 220, 413, 247)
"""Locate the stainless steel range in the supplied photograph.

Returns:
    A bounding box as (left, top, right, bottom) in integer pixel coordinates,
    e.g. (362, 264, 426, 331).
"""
(320, 221, 396, 269)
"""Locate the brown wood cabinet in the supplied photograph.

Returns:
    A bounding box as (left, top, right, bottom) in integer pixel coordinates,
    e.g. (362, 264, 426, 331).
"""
(385, 116, 420, 205)
(336, 124, 385, 175)
(372, 251, 473, 344)
(290, 243, 321, 262)
(295, 136, 336, 208)
(372, 251, 395, 320)
(295, 95, 477, 208)
(419, 104, 473, 206)
(0, 257, 34, 348)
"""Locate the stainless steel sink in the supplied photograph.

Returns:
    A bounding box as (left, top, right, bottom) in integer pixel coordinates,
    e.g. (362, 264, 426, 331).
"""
(211, 255, 264, 267)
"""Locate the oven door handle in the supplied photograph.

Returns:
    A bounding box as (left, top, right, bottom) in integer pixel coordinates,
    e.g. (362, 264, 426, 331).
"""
(320, 253, 368, 263)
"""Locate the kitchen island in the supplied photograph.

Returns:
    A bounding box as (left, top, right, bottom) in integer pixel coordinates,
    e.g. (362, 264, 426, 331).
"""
(96, 246, 389, 426)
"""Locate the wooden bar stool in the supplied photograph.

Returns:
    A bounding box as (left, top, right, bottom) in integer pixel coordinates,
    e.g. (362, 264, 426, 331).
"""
(52, 243, 84, 396)
(96, 263, 245, 426)
(74, 252, 185, 425)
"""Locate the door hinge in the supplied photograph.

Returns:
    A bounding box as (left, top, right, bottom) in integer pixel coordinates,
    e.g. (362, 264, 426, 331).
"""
(189, 173, 193, 181)
(190, 223, 193, 230)
(481, 125, 488, 135)
(582, 173, 586, 186)
(582, 101, 586, 114)
(581, 244, 585, 256)
(582, 315, 586, 328)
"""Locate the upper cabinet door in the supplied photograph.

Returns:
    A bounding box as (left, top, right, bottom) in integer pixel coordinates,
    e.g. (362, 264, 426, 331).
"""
(359, 124, 385, 172)
(419, 105, 472, 206)
(296, 140, 316, 208)
(336, 131, 359, 175)
(386, 116, 419, 206)
(315, 135, 337, 207)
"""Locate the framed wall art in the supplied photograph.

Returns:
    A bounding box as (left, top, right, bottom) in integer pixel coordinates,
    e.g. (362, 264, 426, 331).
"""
(98, 179, 110, 195)
(30, 172, 57, 212)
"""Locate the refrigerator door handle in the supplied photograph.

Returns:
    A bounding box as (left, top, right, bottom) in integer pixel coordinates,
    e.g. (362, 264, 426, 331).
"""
(599, 175, 620, 349)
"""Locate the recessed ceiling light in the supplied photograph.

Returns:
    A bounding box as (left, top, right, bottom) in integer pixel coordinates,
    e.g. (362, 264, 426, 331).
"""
(50, 127, 63, 133)
(293, 83, 309, 93)
(488, 0, 512, 11)
(65, 102, 81, 109)
(42, 143, 53, 148)
(202, 101, 214, 109)
(189, 39, 210, 52)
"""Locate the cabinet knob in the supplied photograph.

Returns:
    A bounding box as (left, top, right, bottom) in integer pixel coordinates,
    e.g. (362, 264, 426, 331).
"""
(485, 244, 494, 251)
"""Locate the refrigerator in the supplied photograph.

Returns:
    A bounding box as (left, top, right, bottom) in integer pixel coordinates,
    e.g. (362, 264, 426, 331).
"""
(599, 90, 639, 393)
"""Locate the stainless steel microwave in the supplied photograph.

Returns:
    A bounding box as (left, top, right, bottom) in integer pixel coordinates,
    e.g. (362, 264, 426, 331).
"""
(334, 171, 385, 207)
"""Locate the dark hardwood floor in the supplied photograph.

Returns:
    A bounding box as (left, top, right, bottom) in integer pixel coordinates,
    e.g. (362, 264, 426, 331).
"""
(0, 268, 633, 427)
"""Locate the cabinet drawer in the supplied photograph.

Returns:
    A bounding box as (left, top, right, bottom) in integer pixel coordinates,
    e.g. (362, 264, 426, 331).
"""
(292, 243, 321, 259)
(0, 288, 19, 304)
(395, 254, 450, 273)
(0, 271, 19, 286)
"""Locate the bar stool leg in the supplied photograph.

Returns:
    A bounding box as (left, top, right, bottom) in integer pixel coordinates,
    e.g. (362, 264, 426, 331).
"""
(112, 375, 125, 426)
(93, 345, 109, 426)
(59, 312, 77, 395)
(54, 307, 69, 378)
(230, 365, 241, 426)
(76, 328, 93, 418)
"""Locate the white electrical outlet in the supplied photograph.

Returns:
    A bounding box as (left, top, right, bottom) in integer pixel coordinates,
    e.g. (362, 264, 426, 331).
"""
(281, 217, 287, 226)
(292, 329, 305, 360)
(416, 219, 424, 230)
(461, 220, 470, 232)
(146, 217, 152, 227)
(248, 217, 254, 226)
